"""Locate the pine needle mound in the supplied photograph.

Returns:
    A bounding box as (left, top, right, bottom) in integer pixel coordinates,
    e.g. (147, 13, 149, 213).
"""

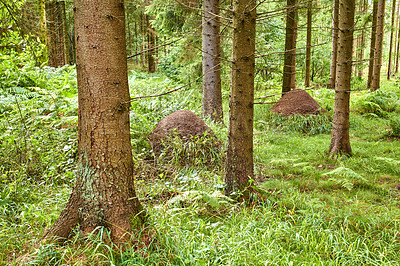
(271, 89, 325, 116)
(147, 110, 223, 166)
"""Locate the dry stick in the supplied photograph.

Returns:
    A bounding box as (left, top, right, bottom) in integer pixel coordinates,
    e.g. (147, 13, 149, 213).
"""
(123, 64, 221, 104)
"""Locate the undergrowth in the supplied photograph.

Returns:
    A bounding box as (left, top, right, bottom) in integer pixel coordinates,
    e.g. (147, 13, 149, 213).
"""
(1, 58, 400, 265)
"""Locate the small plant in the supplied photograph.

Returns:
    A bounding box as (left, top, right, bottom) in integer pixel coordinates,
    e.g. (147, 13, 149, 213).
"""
(389, 115, 400, 137)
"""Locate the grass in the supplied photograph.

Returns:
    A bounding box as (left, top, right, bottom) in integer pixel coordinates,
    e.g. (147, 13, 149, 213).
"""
(1, 60, 400, 265)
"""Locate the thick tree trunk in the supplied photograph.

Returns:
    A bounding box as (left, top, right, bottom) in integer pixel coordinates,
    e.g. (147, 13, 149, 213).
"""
(224, 0, 256, 200)
(282, 0, 297, 94)
(304, 0, 312, 87)
(45, 1, 69, 67)
(367, 1, 378, 89)
(328, 0, 339, 89)
(329, 0, 355, 157)
(202, 0, 223, 123)
(44, 0, 144, 244)
(371, 0, 386, 91)
(387, 0, 397, 79)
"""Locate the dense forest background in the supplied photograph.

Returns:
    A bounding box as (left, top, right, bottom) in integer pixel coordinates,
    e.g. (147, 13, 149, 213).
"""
(1, 0, 400, 264)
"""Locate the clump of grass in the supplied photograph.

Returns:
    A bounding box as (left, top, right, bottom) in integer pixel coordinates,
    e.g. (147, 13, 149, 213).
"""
(389, 115, 400, 137)
(261, 112, 332, 135)
(156, 130, 225, 170)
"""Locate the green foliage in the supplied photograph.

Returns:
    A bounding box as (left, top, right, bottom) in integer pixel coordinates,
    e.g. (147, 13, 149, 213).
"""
(353, 89, 400, 117)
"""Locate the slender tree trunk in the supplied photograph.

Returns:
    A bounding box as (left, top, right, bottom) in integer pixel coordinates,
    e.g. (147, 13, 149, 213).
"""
(396, 7, 400, 73)
(394, 0, 400, 73)
(356, 0, 367, 77)
(329, 0, 355, 157)
(44, 0, 144, 244)
(45, 1, 69, 67)
(282, 0, 298, 94)
(304, 0, 312, 87)
(37, 0, 47, 63)
(367, 1, 378, 89)
(387, 0, 397, 79)
(328, 0, 339, 89)
(371, 0, 386, 91)
(148, 22, 156, 73)
(202, 0, 223, 122)
(224, 0, 256, 200)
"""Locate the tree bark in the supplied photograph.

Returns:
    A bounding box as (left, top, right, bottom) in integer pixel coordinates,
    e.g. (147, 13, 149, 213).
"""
(371, 0, 386, 91)
(45, 1, 69, 67)
(44, 0, 144, 244)
(282, 0, 298, 94)
(224, 0, 256, 200)
(328, 0, 339, 89)
(329, 0, 355, 157)
(387, 0, 397, 79)
(304, 0, 312, 87)
(202, 0, 223, 123)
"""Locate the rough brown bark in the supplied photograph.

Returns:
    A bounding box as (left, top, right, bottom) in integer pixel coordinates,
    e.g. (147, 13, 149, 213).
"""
(329, 0, 355, 157)
(282, 0, 298, 94)
(224, 0, 256, 200)
(367, 0, 378, 89)
(387, 0, 397, 79)
(371, 0, 385, 91)
(202, 0, 223, 123)
(328, 0, 339, 89)
(304, 0, 312, 87)
(44, 0, 144, 244)
(45, 1, 69, 67)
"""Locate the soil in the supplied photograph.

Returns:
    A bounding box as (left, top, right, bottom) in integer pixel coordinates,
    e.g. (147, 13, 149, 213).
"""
(270, 89, 326, 116)
(147, 110, 215, 157)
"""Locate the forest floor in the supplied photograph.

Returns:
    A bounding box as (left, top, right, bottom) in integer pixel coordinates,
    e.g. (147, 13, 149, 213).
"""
(1, 62, 400, 264)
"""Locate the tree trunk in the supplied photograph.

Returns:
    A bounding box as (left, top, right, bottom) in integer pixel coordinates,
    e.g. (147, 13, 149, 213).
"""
(44, 0, 144, 244)
(328, 0, 339, 89)
(224, 0, 256, 200)
(387, 0, 397, 79)
(371, 0, 386, 91)
(329, 0, 355, 157)
(394, 0, 400, 73)
(367, 1, 378, 89)
(45, 1, 69, 67)
(304, 0, 312, 87)
(202, 0, 223, 123)
(282, 0, 298, 94)
(356, 0, 367, 77)
(148, 29, 156, 73)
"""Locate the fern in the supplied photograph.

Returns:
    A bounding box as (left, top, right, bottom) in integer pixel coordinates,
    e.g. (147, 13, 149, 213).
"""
(322, 167, 366, 191)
